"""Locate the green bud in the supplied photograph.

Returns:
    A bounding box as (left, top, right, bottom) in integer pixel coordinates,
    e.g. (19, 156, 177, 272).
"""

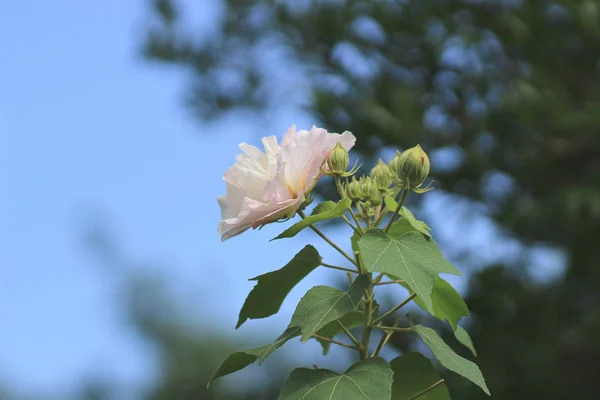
(392, 144, 430, 190)
(368, 190, 383, 207)
(346, 177, 363, 201)
(326, 142, 349, 175)
(359, 176, 377, 200)
(388, 150, 402, 182)
(370, 159, 393, 191)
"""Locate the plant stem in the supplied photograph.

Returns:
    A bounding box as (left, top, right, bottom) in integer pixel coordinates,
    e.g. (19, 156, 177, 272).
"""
(298, 210, 357, 266)
(374, 279, 405, 286)
(359, 274, 374, 359)
(342, 215, 360, 234)
(354, 251, 363, 274)
(373, 272, 385, 283)
(348, 208, 364, 233)
(372, 317, 400, 357)
(320, 262, 358, 274)
(372, 326, 414, 332)
(337, 320, 361, 347)
(335, 176, 364, 235)
(410, 379, 445, 400)
(373, 293, 417, 325)
(384, 189, 408, 233)
(312, 334, 360, 351)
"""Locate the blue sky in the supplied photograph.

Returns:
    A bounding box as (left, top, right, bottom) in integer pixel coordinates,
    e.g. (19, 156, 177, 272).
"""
(0, 1, 566, 398)
(0, 1, 357, 396)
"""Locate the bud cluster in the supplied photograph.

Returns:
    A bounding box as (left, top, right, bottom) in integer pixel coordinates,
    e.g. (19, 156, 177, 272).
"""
(322, 143, 433, 221)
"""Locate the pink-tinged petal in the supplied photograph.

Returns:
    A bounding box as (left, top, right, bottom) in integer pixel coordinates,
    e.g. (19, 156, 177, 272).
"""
(280, 124, 297, 147)
(218, 197, 302, 241)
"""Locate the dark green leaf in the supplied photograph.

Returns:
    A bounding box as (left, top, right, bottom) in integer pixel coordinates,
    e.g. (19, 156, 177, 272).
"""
(272, 199, 352, 240)
(358, 229, 461, 313)
(414, 325, 490, 395)
(289, 275, 369, 341)
(390, 352, 451, 400)
(277, 357, 393, 400)
(209, 327, 300, 386)
(402, 277, 469, 330)
(236, 245, 321, 328)
(455, 325, 477, 357)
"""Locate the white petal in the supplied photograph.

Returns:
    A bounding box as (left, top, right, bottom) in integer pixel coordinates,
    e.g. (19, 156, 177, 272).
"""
(218, 197, 302, 241)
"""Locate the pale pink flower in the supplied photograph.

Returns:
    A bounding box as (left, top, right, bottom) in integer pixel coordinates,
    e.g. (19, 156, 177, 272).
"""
(218, 125, 355, 241)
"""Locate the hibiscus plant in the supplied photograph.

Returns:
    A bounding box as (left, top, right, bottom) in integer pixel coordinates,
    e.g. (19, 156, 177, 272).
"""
(212, 125, 490, 399)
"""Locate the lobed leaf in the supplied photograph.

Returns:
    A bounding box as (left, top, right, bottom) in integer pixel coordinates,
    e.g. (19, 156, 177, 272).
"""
(277, 357, 393, 400)
(289, 274, 369, 341)
(414, 325, 490, 395)
(390, 352, 451, 400)
(358, 229, 461, 313)
(401, 277, 469, 331)
(236, 245, 321, 328)
(209, 327, 300, 385)
(455, 325, 477, 357)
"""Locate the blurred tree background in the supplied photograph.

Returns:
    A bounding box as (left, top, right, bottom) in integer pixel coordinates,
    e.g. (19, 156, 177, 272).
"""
(135, 0, 600, 398)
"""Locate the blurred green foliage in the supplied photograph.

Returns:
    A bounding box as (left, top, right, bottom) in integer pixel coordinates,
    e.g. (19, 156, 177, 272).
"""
(139, 0, 600, 398)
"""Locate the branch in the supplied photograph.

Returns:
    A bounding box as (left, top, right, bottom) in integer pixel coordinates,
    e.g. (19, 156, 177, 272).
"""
(410, 379, 445, 399)
(312, 335, 360, 351)
(373, 293, 417, 325)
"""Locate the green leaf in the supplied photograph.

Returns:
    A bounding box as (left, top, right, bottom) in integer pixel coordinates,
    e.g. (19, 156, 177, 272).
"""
(314, 311, 364, 355)
(277, 357, 393, 400)
(209, 327, 300, 386)
(384, 196, 432, 238)
(289, 274, 369, 341)
(236, 245, 322, 328)
(272, 199, 352, 240)
(387, 218, 420, 238)
(455, 325, 477, 357)
(390, 352, 451, 400)
(414, 325, 490, 395)
(402, 277, 469, 330)
(358, 229, 461, 313)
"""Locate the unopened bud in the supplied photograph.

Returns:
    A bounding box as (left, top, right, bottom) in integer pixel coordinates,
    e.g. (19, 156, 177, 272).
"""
(327, 142, 349, 175)
(359, 176, 377, 200)
(368, 190, 383, 207)
(392, 145, 430, 190)
(388, 150, 402, 182)
(370, 159, 393, 191)
(346, 177, 363, 201)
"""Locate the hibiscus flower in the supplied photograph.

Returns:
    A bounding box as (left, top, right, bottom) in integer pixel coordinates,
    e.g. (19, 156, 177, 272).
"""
(218, 125, 355, 241)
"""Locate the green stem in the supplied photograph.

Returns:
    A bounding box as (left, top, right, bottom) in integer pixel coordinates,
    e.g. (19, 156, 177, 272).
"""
(348, 208, 364, 233)
(372, 317, 401, 357)
(342, 215, 360, 234)
(320, 262, 358, 274)
(374, 279, 405, 286)
(298, 210, 357, 266)
(337, 320, 361, 347)
(410, 379, 445, 400)
(334, 176, 363, 234)
(372, 326, 414, 332)
(312, 334, 360, 351)
(383, 189, 408, 233)
(360, 274, 374, 359)
(373, 293, 417, 325)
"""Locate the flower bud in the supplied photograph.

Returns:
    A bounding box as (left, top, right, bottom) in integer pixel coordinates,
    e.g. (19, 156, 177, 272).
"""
(392, 145, 430, 190)
(326, 142, 349, 175)
(370, 159, 393, 191)
(368, 190, 383, 207)
(346, 177, 363, 201)
(388, 150, 402, 182)
(359, 176, 377, 200)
